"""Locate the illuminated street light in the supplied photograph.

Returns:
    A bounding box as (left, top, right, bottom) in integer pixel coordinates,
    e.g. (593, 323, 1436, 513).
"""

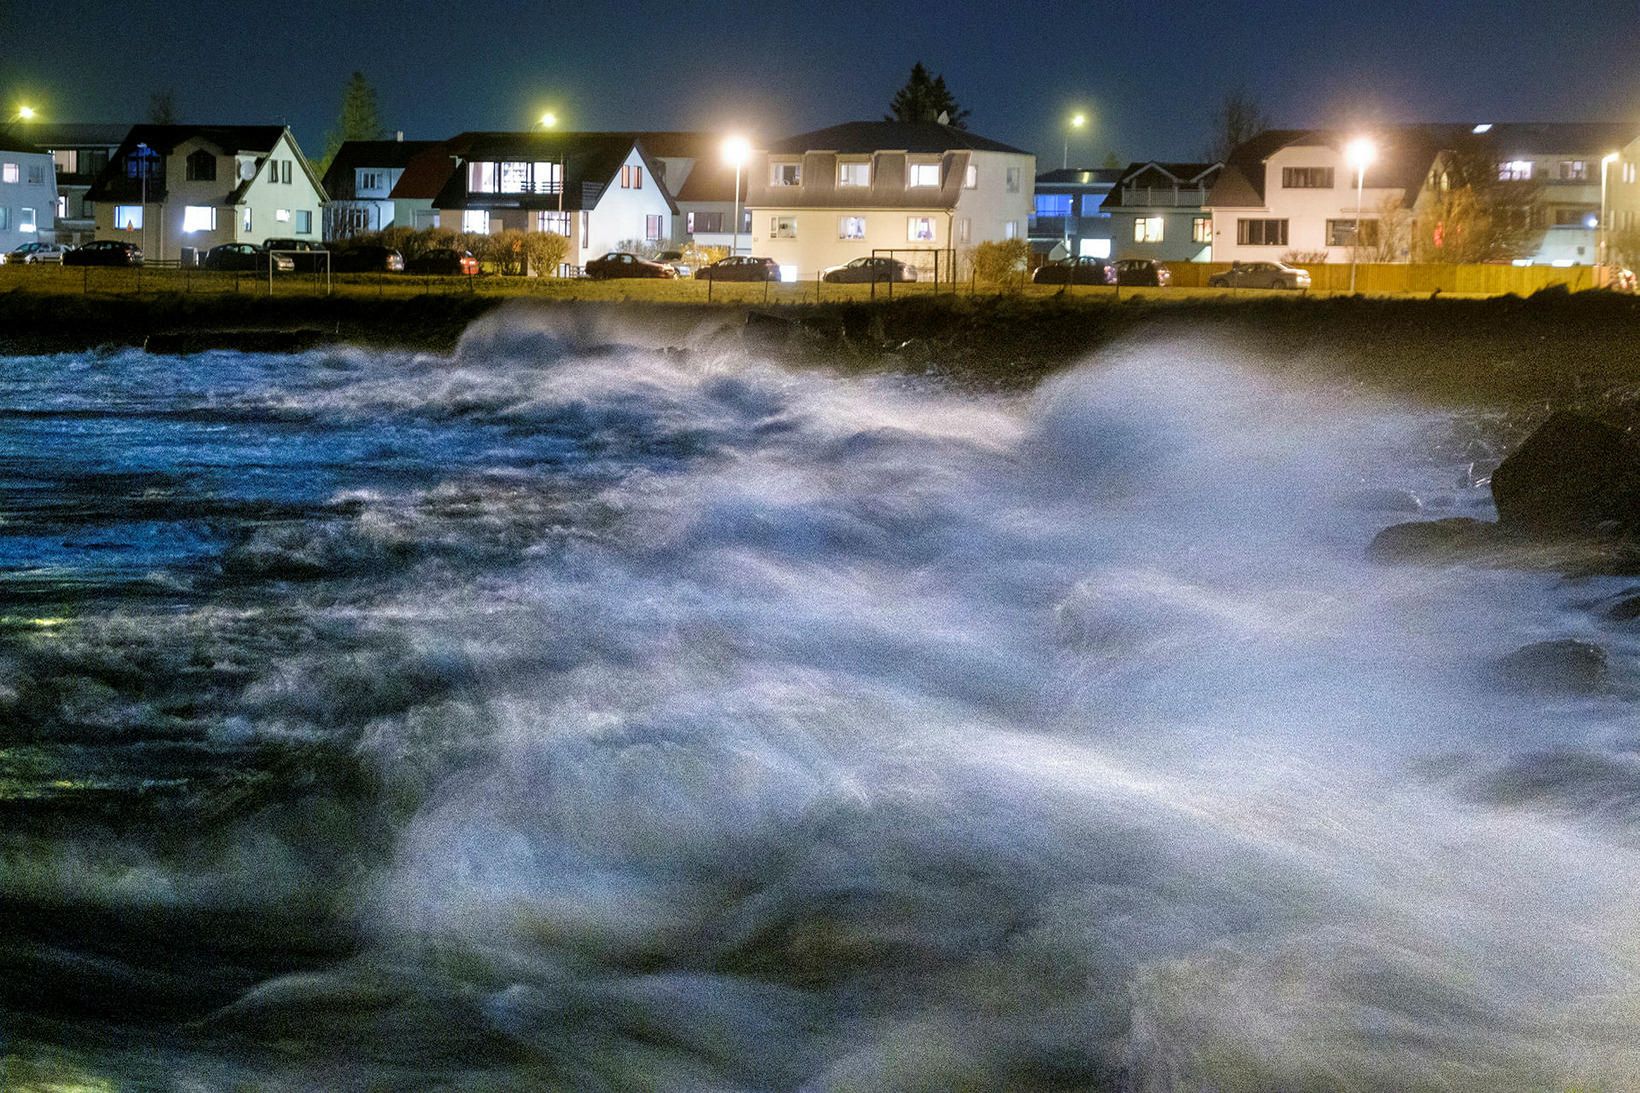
(537, 111, 557, 129)
(723, 135, 751, 257)
(17, 105, 36, 121)
(1063, 112, 1086, 171)
(1601, 151, 1619, 277)
(1344, 137, 1377, 294)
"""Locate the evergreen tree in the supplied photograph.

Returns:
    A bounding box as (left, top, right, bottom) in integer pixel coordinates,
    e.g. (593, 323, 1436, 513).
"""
(886, 63, 970, 129)
(320, 72, 387, 172)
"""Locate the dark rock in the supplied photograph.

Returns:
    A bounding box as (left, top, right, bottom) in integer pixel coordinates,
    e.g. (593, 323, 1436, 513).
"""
(1492, 639, 1609, 694)
(1607, 595, 1640, 622)
(1366, 517, 1503, 563)
(742, 309, 798, 349)
(1490, 412, 1640, 537)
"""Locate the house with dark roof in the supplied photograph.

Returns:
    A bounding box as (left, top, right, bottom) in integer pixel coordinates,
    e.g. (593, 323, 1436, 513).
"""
(86, 124, 326, 262)
(1206, 123, 1640, 266)
(1028, 168, 1122, 259)
(322, 137, 441, 239)
(23, 122, 127, 245)
(0, 128, 58, 253)
(742, 121, 1036, 280)
(1101, 162, 1223, 263)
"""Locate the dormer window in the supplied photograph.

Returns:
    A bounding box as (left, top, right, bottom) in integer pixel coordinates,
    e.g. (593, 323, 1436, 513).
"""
(185, 149, 217, 182)
(838, 161, 870, 187)
(907, 163, 941, 187)
(771, 161, 801, 186)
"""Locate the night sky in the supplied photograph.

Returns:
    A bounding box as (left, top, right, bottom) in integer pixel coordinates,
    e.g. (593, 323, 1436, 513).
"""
(6, 0, 1639, 166)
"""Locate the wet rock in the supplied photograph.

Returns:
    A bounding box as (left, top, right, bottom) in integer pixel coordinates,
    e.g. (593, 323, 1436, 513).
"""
(1490, 412, 1640, 537)
(743, 310, 798, 350)
(1366, 517, 1503, 564)
(1607, 595, 1640, 622)
(1491, 639, 1609, 694)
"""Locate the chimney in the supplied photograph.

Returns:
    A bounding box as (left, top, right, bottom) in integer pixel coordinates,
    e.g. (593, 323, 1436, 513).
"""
(395, 130, 404, 142)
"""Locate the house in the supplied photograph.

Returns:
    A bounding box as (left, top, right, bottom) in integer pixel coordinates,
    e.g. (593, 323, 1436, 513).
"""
(422, 131, 678, 269)
(26, 122, 126, 246)
(86, 125, 327, 262)
(1101, 162, 1222, 263)
(0, 129, 58, 252)
(1608, 134, 1640, 266)
(1206, 123, 1640, 266)
(619, 132, 744, 250)
(321, 136, 441, 239)
(741, 121, 1036, 280)
(1029, 167, 1122, 259)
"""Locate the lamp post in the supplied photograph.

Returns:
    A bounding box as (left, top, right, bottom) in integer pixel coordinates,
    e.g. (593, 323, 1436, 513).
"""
(536, 112, 562, 215)
(1344, 137, 1377, 294)
(1601, 151, 1619, 279)
(723, 135, 750, 257)
(1063, 112, 1086, 171)
(137, 141, 150, 263)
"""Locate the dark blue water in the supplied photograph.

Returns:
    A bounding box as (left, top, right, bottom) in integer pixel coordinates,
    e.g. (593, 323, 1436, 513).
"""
(4, 312, 1639, 1089)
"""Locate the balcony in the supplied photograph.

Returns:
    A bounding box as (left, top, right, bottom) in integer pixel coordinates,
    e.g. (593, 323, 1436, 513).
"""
(1119, 185, 1209, 208)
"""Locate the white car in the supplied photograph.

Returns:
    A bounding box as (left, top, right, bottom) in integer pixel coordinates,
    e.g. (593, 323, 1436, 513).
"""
(4, 241, 72, 265)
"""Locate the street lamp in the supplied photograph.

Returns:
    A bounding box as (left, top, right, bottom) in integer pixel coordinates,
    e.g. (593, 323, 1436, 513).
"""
(1344, 136, 1377, 294)
(1601, 151, 1619, 277)
(16, 105, 35, 121)
(723, 134, 750, 257)
(1063, 112, 1086, 171)
(537, 111, 557, 130)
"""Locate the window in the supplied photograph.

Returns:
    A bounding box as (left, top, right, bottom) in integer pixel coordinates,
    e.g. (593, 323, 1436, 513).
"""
(296, 209, 313, 234)
(908, 162, 941, 187)
(533, 162, 561, 194)
(19, 207, 35, 234)
(1625, 163, 1637, 184)
(53, 149, 78, 174)
(359, 170, 383, 192)
(538, 210, 571, 235)
(620, 164, 644, 189)
(243, 207, 252, 232)
(964, 164, 978, 189)
(276, 208, 291, 222)
(1237, 218, 1288, 246)
(1006, 167, 1021, 193)
(1003, 220, 1018, 239)
(1193, 216, 1212, 244)
(56, 194, 67, 218)
(771, 216, 796, 238)
(182, 205, 216, 232)
(1558, 160, 1588, 181)
(838, 215, 866, 240)
(907, 216, 936, 242)
(463, 209, 490, 234)
(770, 161, 801, 186)
(838, 161, 870, 187)
(1498, 160, 1533, 181)
(581, 211, 590, 240)
(1326, 218, 1380, 246)
(81, 196, 94, 218)
(114, 205, 143, 230)
(281, 160, 292, 185)
(27, 164, 45, 185)
(958, 217, 971, 243)
(742, 208, 752, 233)
(500, 161, 530, 193)
(1134, 217, 1164, 242)
(686, 211, 724, 233)
(124, 147, 160, 181)
(1, 163, 16, 183)
(1552, 207, 1597, 227)
(0, 208, 7, 230)
(1034, 194, 1072, 217)
(185, 150, 216, 182)
(469, 162, 498, 193)
(645, 214, 663, 241)
(1281, 167, 1334, 188)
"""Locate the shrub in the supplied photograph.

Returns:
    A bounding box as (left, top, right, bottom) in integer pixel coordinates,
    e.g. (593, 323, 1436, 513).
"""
(968, 239, 1030, 285)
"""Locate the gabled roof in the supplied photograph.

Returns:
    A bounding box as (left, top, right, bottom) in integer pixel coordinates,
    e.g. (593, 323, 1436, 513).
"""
(86, 124, 324, 204)
(0, 126, 48, 156)
(322, 139, 442, 199)
(427, 131, 678, 213)
(764, 121, 1030, 156)
(389, 144, 458, 200)
(1101, 161, 1223, 208)
(1035, 167, 1125, 187)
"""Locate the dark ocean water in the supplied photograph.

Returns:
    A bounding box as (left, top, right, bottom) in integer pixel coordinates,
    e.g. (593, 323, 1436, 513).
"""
(3, 309, 1639, 1090)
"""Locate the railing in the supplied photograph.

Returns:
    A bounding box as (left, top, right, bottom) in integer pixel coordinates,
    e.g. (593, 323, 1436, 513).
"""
(1120, 186, 1209, 208)
(472, 182, 563, 196)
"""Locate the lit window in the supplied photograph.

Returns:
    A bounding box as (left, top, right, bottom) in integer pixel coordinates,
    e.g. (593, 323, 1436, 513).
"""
(114, 205, 143, 230)
(908, 163, 941, 187)
(182, 205, 216, 232)
(838, 215, 866, 240)
(964, 164, 978, 188)
(1006, 167, 1021, 193)
(463, 209, 489, 234)
(1034, 194, 1072, 217)
(296, 210, 313, 234)
(1192, 216, 1212, 244)
(18, 207, 35, 234)
(532, 162, 561, 194)
(500, 161, 530, 193)
(958, 217, 971, 243)
(1558, 160, 1588, 181)
(1134, 217, 1164, 242)
(537, 210, 571, 234)
(1326, 219, 1380, 246)
(685, 211, 723, 233)
(1281, 167, 1334, 188)
(1237, 218, 1288, 246)
(276, 208, 291, 222)
(772, 216, 796, 239)
(1625, 163, 1638, 185)
(53, 148, 78, 173)
(242, 207, 252, 232)
(1498, 160, 1533, 181)
(1003, 220, 1017, 239)
(580, 211, 590, 240)
(469, 162, 498, 193)
(770, 162, 801, 186)
(838, 161, 870, 187)
(645, 214, 663, 241)
(1, 163, 16, 183)
(57, 194, 67, 218)
(633, 166, 643, 189)
(907, 216, 936, 242)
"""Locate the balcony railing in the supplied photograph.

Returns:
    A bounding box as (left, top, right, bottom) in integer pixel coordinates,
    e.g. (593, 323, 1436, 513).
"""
(1120, 186, 1208, 208)
(471, 181, 563, 196)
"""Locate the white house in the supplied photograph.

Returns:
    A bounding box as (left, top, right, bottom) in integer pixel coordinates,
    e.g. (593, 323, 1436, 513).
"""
(624, 132, 743, 251)
(88, 125, 327, 262)
(322, 136, 441, 239)
(28, 122, 125, 246)
(742, 121, 1035, 280)
(0, 129, 59, 252)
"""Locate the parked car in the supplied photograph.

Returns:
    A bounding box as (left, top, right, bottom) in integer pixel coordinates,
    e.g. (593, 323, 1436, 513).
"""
(332, 245, 405, 273)
(1032, 257, 1117, 285)
(261, 238, 330, 272)
(202, 242, 294, 272)
(586, 251, 676, 279)
(3, 241, 71, 265)
(654, 249, 693, 278)
(697, 256, 782, 282)
(63, 240, 142, 267)
(406, 248, 479, 276)
(1208, 260, 1311, 290)
(1114, 258, 1172, 287)
(821, 256, 918, 283)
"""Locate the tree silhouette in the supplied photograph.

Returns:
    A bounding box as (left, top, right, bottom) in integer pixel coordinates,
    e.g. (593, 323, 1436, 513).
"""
(886, 63, 970, 129)
(320, 71, 388, 172)
(1205, 84, 1267, 162)
(148, 89, 177, 125)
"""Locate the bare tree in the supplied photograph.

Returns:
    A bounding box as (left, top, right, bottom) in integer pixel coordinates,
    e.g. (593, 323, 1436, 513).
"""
(1206, 84, 1267, 162)
(1412, 138, 1543, 263)
(148, 89, 177, 125)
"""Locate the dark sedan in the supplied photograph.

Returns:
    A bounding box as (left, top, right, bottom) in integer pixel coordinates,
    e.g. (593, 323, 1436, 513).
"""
(333, 245, 405, 273)
(262, 238, 330, 272)
(1114, 258, 1172, 287)
(1033, 257, 1116, 285)
(406, 249, 479, 276)
(63, 240, 143, 267)
(202, 243, 294, 272)
(821, 256, 918, 283)
(697, 256, 782, 282)
(586, 252, 676, 279)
